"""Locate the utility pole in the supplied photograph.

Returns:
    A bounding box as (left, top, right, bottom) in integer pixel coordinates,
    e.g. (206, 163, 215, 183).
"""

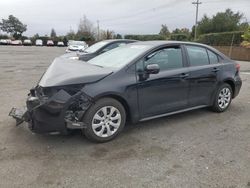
(97, 20, 100, 41)
(192, 0, 202, 40)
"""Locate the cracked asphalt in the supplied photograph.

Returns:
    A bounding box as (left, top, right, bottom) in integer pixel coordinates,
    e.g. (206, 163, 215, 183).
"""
(0, 46, 249, 188)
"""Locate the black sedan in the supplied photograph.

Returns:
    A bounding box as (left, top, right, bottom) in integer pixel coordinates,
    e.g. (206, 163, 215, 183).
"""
(10, 41, 242, 142)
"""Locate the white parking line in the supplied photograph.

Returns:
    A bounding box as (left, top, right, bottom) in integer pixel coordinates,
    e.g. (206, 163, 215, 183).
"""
(241, 72, 250, 75)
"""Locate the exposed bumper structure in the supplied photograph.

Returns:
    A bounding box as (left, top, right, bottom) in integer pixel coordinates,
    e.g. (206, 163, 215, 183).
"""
(9, 107, 29, 126)
(9, 87, 91, 134)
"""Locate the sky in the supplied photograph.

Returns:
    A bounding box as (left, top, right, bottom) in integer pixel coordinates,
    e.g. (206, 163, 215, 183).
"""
(0, 0, 250, 36)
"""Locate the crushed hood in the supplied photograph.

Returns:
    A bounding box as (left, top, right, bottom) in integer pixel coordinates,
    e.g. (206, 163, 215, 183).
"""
(39, 57, 113, 87)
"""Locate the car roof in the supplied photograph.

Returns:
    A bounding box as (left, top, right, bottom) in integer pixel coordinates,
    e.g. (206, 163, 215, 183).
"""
(129, 40, 229, 59)
(101, 39, 138, 43)
(130, 40, 210, 47)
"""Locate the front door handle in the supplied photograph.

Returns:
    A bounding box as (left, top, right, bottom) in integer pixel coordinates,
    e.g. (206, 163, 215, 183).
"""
(180, 73, 189, 79)
(212, 67, 220, 72)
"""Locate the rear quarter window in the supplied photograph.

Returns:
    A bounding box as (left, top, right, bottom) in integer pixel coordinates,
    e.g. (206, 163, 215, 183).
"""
(207, 50, 219, 64)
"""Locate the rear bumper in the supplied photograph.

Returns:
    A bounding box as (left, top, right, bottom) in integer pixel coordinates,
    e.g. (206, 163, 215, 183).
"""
(233, 76, 242, 98)
(9, 89, 91, 134)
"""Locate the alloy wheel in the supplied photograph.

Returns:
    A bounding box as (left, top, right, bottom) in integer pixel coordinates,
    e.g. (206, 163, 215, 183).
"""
(91, 106, 121, 138)
(218, 87, 231, 109)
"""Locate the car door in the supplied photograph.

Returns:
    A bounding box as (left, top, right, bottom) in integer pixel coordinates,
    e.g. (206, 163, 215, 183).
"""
(185, 45, 221, 106)
(136, 45, 190, 119)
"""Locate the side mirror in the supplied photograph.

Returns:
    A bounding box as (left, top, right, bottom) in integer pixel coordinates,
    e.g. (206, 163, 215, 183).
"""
(145, 64, 160, 74)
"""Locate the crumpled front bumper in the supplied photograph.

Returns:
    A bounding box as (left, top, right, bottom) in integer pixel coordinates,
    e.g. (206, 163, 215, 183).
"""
(9, 88, 91, 134)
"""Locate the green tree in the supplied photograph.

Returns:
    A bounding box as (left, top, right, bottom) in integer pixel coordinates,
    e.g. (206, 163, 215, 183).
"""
(159, 24, 170, 37)
(197, 9, 247, 35)
(197, 15, 212, 34)
(115, 34, 122, 39)
(241, 26, 250, 47)
(0, 15, 27, 39)
(172, 28, 190, 35)
(63, 36, 68, 46)
(50, 28, 57, 38)
(66, 29, 76, 40)
(34, 33, 39, 39)
(242, 26, 250, 41)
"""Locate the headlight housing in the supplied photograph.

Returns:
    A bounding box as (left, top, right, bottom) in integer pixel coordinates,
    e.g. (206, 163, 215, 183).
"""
(35, 84, 84, 99)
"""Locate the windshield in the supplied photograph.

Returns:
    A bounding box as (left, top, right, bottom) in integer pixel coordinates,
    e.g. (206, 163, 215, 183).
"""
(88, 44, 150, 68)
(84, 41, 109, 53)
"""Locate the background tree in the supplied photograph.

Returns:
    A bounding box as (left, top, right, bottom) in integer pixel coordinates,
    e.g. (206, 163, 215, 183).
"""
(63, 36, 68, 46)
(99, 29, 112, 40)
(66, 29, 76, 40)
(34, 33, 39, 39)
(172, 28, 190, 35)
(241, 26, 250, 48)
(242, 26, 250, 41)
(197, 9, 248, 35)
(159, 24, 170, 38)
(50, 28, 57, 38)
(170, 28, 191, 41)
(115, 34, 122, 39)
(0, 15, 27, 39)
(76, 15, 95, 41)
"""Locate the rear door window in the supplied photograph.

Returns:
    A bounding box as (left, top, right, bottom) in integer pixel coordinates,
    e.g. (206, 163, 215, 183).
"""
(186, 45, 209, 66)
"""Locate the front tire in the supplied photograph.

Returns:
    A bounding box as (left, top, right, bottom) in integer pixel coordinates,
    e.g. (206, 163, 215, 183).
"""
(82, 98, 126, 143)
(211, 83, 232, 112)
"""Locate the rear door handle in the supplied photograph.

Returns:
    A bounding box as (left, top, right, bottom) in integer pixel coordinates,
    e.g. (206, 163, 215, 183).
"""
(212, 67, 220, 72)
(180, 73, 189, 79)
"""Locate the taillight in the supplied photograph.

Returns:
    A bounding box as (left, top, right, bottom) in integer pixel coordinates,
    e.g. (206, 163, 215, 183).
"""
(235, 63, 240, 72)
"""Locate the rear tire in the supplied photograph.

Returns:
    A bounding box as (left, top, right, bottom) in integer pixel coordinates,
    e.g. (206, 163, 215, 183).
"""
(82, 98, 126, 143)
(211, 83, 232, 112)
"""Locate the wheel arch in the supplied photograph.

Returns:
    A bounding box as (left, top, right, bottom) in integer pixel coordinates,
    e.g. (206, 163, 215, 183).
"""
(223, 79, 235, 98)
(94, 93, 131, 121)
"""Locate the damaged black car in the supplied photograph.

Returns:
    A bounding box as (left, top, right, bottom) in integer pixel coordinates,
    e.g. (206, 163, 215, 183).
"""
(10, 41, 242, 142)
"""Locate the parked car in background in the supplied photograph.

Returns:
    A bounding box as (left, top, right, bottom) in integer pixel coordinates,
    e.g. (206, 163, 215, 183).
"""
(57, 41, 64, 47)
(6, 39, 12, 45)
(11, 40, 22, 46)
(35, 39, 43, 46)
(47, 40, 54, 46)
(9, 41, 242, 142)
(23, 39, 32, 46)
(65, 41, 88, 53)
(0, 39, 8, 45)
(1, 39, 12, 45)
(64, 39, 137, 61)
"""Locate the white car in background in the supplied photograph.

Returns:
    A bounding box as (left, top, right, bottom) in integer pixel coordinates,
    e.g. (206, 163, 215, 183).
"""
(35, 39, 43, 46)
(57, 41, 64, 47)
(11, 40, 22, 45)
(66, 40, 88, 53)
(47, 40, 54, 46)
(0, 39, 8, 45)
(23, 39, 32, 46)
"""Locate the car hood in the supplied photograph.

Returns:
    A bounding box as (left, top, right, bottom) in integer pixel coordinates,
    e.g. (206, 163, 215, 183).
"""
(39, 57, 113, 87)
